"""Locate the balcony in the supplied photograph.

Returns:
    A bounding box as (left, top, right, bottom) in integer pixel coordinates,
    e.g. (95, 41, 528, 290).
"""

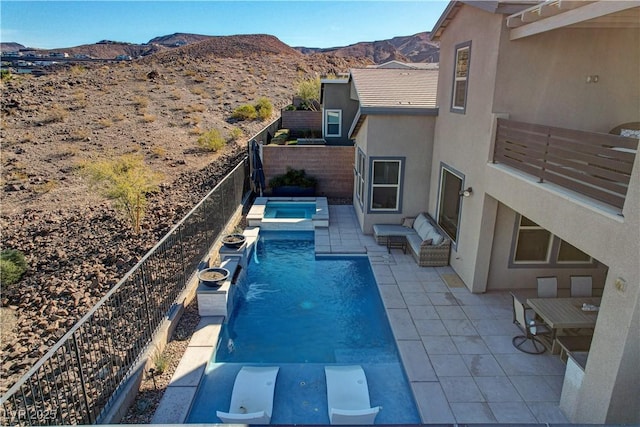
(493, 119, 638, 211)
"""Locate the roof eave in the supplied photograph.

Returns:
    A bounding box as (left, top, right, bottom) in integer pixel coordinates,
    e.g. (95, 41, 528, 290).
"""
(360, 106, 439, 116)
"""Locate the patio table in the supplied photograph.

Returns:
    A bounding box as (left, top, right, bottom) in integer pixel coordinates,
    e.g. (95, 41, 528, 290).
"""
(526, 297, 601, 352)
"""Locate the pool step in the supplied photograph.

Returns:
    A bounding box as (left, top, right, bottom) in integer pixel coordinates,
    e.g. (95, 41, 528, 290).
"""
(257, 219, 315, 230)
(333, 348, 398, 364)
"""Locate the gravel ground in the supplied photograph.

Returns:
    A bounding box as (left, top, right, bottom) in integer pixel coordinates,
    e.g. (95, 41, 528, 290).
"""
(120, 298, 201, 424)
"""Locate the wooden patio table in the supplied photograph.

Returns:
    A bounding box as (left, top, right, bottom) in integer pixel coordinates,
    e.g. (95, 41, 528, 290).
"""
(526, 297, 601, 352)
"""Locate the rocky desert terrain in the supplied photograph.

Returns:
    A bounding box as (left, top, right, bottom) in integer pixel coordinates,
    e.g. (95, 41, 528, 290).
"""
(0, 34, 372, 391)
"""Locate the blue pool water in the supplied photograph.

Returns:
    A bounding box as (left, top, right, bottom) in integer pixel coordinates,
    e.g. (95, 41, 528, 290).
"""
(187, 231, 420, 424)
(263, 202, 316, 219)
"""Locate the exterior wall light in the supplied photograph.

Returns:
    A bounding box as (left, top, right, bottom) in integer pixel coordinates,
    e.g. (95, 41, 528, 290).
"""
(459, 187, 473, 197)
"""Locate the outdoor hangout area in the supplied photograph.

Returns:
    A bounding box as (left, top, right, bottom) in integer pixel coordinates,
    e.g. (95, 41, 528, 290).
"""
(152, 204, 589, 424)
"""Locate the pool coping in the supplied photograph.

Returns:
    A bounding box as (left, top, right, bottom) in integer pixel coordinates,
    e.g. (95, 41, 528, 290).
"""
(247, 196, 329, 229)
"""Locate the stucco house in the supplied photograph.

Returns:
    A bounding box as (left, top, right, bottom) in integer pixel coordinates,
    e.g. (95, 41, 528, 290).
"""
(322, 0, 639, 423)
(429, 2, 638, 423)
(321, 67, 439, 230)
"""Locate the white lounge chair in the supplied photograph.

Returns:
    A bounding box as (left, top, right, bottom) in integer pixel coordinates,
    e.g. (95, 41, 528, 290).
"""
(216, 366, 279, 424)
(324, 365, 381, 425)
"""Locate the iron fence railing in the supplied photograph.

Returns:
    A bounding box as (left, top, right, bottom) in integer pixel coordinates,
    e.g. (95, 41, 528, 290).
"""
(0, 157, 249, 425)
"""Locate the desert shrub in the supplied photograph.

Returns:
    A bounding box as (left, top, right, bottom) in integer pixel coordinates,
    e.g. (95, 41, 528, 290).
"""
(255, 97, 273, 120)
(296, 76, 321, 111)
(97, 118, 113, 128)
(69, 128, 90, 141)
(73, 90, 87, 109)
(231, 104, 257, 121)
(132, 95, 149, 109)
(1, 69, 12, 81)
(82, 154, 162, 234)
(197, 128, 226, 152)
(70, 65, 85, 75)
(269, 168, 317, 188)
(142, 114, 156, 123)
(32, 180, 57, 194)
(0, 249, 27, 287)
(189, 86, 206, 96)
(150, 146, 167, 158)
(229, 127, 244, 142)
(43, 104, 68, 123)
(152, 350, 169, 374)
(271, 129, 290, 145)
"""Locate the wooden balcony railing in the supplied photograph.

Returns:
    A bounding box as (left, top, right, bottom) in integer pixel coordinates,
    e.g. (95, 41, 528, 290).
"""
(493, 119, 638, 210)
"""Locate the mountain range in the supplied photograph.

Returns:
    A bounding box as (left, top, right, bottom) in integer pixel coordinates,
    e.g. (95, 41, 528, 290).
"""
(1, 31, 439, 64)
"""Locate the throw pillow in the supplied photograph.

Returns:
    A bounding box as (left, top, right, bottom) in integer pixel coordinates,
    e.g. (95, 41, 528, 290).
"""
(402, 217, 415, 228)
(620, 128, 640, 139)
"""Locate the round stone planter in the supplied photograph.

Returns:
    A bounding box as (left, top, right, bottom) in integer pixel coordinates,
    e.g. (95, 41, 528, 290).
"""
(222, 233, 246, 249)
(198, 267, 230, 288)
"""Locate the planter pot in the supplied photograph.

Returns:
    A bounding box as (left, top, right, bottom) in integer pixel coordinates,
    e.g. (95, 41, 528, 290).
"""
(222, 233, 246, 249)
(271, 186, 315, 197)
(198, 267, 230, 288)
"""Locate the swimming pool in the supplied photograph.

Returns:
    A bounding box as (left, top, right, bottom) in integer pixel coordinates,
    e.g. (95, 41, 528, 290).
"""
(187, 231, 420, 424)
(263, 201, 316, 219)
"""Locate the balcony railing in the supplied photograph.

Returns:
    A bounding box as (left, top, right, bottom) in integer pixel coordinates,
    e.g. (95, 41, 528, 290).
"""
(493, 119, 638, 210)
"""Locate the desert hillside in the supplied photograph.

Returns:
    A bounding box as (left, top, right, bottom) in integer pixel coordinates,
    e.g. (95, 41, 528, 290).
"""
(0, 36, 371, 391)
(295, 31, 439, 63)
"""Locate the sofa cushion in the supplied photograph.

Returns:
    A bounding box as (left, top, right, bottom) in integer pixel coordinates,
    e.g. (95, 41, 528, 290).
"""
(416, 221, 433, 241)
(426, 227, 444, 245)
(412, 213, 428, 233)
(402, 217, 415, 228)
(373, 224, 416, 237)
(406, 234, 423, 254)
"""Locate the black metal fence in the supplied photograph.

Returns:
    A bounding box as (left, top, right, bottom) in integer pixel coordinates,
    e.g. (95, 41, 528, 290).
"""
(0, 157, 249, 426)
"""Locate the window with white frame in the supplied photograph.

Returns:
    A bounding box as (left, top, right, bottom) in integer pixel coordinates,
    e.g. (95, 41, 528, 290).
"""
(513, 216, 552, 263)
(355, 149, 365, 206)
(437, 166, 463, 243)
(370, 159, 402, 211)
(512, 215, 594, 266)
(325, 109, 342, 137)
(451, 42, 470, 112)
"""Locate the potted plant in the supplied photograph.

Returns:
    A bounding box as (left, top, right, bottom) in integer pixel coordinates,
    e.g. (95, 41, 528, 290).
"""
(269, 168, 317, 196)
(198, 267, 230, 288)
(222, 233, 246, 249)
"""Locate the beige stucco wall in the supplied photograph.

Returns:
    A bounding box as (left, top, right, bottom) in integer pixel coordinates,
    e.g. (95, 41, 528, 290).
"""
(493, 27, 640, 133)
(486, 202, 609, 293)
(430, 6, 504, 288)
(433, 3, 640, 422)
(354, 114, 436, 234)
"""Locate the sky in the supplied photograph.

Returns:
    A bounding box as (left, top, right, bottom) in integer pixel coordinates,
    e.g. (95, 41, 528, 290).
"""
(1, 1, 449, 50)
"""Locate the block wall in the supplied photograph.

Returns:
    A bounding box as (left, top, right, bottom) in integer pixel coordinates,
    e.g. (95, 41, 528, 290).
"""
(262, 145, 354, 198)
(280, 110, 322, 137)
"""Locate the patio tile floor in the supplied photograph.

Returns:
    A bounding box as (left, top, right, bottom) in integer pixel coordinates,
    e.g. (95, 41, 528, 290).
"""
(324, 205, 569, 424)
(154, 205, 569, 424)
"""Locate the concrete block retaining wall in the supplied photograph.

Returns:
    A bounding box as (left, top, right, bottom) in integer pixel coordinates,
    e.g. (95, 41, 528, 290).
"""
(262, 145, 355, 199)
(280, 110, 322, 137)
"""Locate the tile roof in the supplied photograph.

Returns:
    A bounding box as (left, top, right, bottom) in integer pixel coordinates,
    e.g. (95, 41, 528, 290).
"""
(349, 68, 439, 111)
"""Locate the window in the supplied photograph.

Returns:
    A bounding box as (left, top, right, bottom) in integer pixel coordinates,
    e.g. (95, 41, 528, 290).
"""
(437, 166, 464, 243)
(511, 215, 594, 266)
(451, 42, 471, 112)
(557, 240, 592, 264)
(325, 109, 342, 137)
(513, 216, 552, 263)
(355, 149, 365, 206)
(370, 159, 402, 211)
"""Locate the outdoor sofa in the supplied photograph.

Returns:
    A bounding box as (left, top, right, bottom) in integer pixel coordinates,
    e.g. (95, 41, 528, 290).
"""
(373, 212, 451, 267)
